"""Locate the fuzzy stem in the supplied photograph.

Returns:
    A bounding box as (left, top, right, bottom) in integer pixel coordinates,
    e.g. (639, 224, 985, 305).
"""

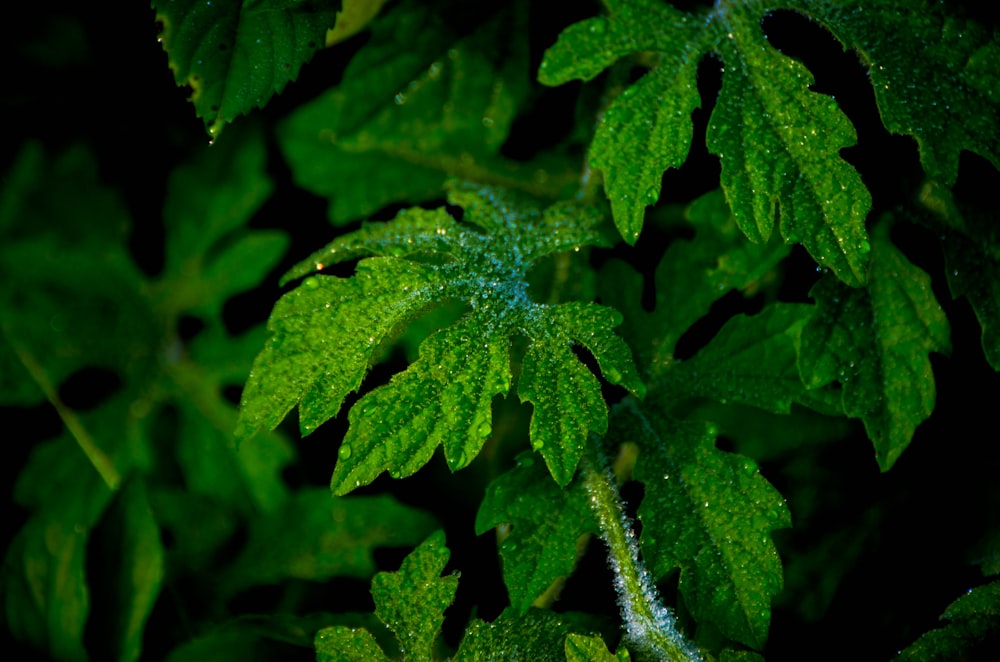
(580, 449, 702, 662)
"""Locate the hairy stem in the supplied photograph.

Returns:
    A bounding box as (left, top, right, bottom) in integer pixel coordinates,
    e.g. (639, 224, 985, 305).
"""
(580, 447, 702, 662)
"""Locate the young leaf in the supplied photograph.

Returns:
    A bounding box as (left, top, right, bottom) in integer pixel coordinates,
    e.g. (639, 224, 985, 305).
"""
(238, 183, 644, 490)
(615, 403, 790, 650)
(314, 530, 457, 661)
(475, 452, 599, 614)
(564, 633, 630, 662)
(153, 0, 342, 138)
(897, 581, 1000, 661)
(798, 220, 951, 470)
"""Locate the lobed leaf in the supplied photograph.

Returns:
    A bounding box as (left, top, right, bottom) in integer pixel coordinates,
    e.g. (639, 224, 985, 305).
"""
(615, 404, 790, 650)
(314, 530, 456, 661)
(153, 0, 342, 137)
(239, 184, 643, 491)
(541, 0, 998, 284)
(475, 452, 599, 614)
(798, 220, 951, 470)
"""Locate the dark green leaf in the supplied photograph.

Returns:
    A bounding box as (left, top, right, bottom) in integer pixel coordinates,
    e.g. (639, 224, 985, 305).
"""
(223, 488, 437, 593)
(475, 452, 598, 614)
(897, 581, 1000, 661)
(153, 0, 342, 137)
(616, 405, 790, 650)
(799, 221, 951, 470)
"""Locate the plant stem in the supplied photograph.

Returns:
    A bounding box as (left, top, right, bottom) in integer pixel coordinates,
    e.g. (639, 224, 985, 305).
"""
(580, 446, 702, 662)
(2, 324, 121, 491)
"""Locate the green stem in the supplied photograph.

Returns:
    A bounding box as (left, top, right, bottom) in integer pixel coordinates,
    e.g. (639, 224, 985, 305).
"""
(2, 324, 122, 491)
(580, 446, 702, 662)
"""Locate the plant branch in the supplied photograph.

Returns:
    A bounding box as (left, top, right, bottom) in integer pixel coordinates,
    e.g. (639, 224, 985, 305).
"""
(2, 324, 122, 491)
(580, 442, 703, 662)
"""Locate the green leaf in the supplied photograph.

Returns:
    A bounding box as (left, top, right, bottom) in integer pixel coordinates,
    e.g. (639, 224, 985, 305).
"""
(223, 488, 437, 593)
(897, 581, 1000, 661)
(153, 0, 342, 137)
(616, 404, 790, 650)
(546, 1, 1000, 284)
(238, 184, 643, 490)
(280, 2, 572, 223)
(919, 180, 1000, 370)
(2, 436, 115, 661)
(475, 452, 599, 614)
(798, 0, 1000, 185)
(600, 190, 789, 378)
(564, 633, 630, 662)
(103, 480, 166, 662)
(314, 530, 457, 661)
(798, 220, 951, 470)
(666, 303, 816, 414)
(454, 608, 602, 662)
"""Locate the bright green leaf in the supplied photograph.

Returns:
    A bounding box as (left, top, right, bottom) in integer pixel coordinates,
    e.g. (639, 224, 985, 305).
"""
(897, 581, 1000, 661)
(798, 221, 951, 470)
(475, 452, 598, 614)
(454, 608, 601, 662)
(153, 0, 342, 137)
(315, 530, 456, 661)
(565, 633, 630, 662)
(238, 184, 643, 491)
(615, 404, 790, 650)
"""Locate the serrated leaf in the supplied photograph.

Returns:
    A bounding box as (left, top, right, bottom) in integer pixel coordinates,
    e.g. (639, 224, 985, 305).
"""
(798, 221, 951, 470)
(897, 581, 1000, 661)
(565, 633, 630, 662)
(238, 183, 643, 491)
(475, 452, 599, 614)
(280, 2, 572, 223)
(797, 0, 1000, 185)
(223, 488, 437, 593)
(616, 404, 790, 650)
(546, 1, 1000, 284)
(315, 530, 456, 661)
(153, 0, 341, 137)
(600, 190, 789, 378)
(666, 303, 815, 414)
(454, 608, 600, 662)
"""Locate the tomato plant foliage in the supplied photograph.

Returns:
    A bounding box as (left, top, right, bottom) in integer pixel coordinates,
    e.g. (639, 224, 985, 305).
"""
(2, 0, 999, 660)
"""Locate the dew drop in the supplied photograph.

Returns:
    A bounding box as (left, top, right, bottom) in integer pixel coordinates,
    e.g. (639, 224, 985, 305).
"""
(859, 239, 871, 254)
(589, 20, 606, 34)
(338, 444, 353, 460)
(303, 276, 319, 289)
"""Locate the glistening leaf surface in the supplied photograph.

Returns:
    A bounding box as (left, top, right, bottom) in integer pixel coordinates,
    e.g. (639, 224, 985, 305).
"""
(615, 403, 790, 650)
(539, 0, 1000, 284)
(798, 221, 951, 470)
(314, 530, 456, 661)
(153, 0, 341, 137)
(238, 184, 644, 491)
(897, 581, 1000, 661)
